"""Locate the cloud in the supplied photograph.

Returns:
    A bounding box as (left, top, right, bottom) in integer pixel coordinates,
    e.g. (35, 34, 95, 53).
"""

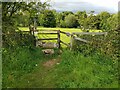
(50, 0, 119, 10)
(118, 1, 120, 11)
(40, 0, 119, 13)
(50, 1, 117, 13)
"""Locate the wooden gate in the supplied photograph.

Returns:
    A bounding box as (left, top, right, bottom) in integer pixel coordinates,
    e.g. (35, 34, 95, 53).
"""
(32, 30, 70, 49)
(29, 28, 107, 50)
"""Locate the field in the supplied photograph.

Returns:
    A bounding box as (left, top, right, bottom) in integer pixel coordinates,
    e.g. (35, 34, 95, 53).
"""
(19, 27, 102, 47)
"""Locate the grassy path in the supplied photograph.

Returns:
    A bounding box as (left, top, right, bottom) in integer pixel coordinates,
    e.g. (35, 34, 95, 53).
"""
(15, 57, 61, 88)
(8, 50, 118, 88)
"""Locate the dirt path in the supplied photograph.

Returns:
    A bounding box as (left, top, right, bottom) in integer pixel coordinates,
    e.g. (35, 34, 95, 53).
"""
(17, 57, 62, 88)
(43, 58, 61, 68)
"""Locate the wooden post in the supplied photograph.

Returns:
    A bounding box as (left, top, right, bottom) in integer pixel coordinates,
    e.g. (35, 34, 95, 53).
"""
(33, 27, 35, 36)
(33, 35, 36, 46)
(29, 25, 32, 34)
(57, 30, 60, 49)
(29, 25, 36, 46)
(70, 33, 73, 50)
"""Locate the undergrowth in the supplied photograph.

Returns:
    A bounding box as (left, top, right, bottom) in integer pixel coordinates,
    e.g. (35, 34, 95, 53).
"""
(54, 50, 118, 88)
(2, 47, 118, 88)
(2, 46, 58, 88)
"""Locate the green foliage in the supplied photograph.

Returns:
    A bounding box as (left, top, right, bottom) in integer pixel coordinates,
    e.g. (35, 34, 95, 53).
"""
(2, 46, 60, 88)
(85, 15, 100, 30)
(74, 31, 119, 60)
(60, 20, 66, 28)
(2, 2, 49, 48)
(56, 13, 64, 27)
(2, 47, 44, 87)
(3, 2, 117, 31)
(2, 2, 49, 31)
(54, 50, 118, 88)
(3, 48, 118, 88)
(17, 11, 30, 27)
(65, 14, 79, 28)
(98, 11, 111, 30)
(106, 14, 118, 31)
(2, 2, 119, 88)
(98, 12, 110, 20)
(40, 10, 56, 27)
(75, 11, 87, 29)
(2, 31, 35, 48)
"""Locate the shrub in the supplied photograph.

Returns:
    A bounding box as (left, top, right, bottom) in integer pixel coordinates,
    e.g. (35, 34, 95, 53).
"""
(73, 31, 119, 60)
(65, 14, 79, 28)
(2, 30, 36, 48)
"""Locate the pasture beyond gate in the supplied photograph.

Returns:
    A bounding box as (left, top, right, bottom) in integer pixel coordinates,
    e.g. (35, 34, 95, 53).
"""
(26, 28, 107, 49)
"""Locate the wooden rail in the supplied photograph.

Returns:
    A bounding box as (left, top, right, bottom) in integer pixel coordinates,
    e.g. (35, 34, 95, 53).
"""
(38, 38, 58, 40)
(37, 29, 58, 32)
(60, 40, 70, 47)
(38, 32, 58, 34)
(22, 31, 30, 33)
(70, 32, 108, 50)
(60, 31, 71, 37)
(74, 37, 89, 43)
(73, 32, 107, 35)
(28, 28, 108, 49)
(36, 30, 71, 49)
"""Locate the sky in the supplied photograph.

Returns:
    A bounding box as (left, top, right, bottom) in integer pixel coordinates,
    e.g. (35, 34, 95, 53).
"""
(41, 0, 120, 13)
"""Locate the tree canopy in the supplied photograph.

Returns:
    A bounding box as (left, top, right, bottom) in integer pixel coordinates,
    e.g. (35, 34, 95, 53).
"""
(65, 14, 79, 28)
(2, 2, 118, 32)
(39, 10, 56, 27)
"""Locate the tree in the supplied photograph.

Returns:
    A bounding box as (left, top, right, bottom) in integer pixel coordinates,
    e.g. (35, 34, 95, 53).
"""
(86, 15, 101, 30)
(56, 12, 64, 27)
(16, 11, 30, 27)
(75, 11, 87, 29)
(89, 10, 95, 16)
(40, 10, 56, 27)
(106, 14, 118, 31)
(2, 2, 29, 33)
(97, 11, 111, 30)
(56, 12, 72, 27)
(2, 2, 49, 31)
(2, 2, 50, 48)
(65, 14, 79, 28)
(98, 11, 110, 20)
(60, 20, 66, 28)
(28, 2, 49, 27)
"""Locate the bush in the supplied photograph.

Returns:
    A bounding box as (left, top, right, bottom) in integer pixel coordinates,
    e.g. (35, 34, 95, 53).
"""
(2, 30, 36, 48)
(65, 14, 79, 28)
(73, 31, 119, 60)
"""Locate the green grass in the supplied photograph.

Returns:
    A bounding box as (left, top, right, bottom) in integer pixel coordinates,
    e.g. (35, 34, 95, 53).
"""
(3, 47, 118, 88)
(2, 47, 59, 87)
(19, 26, 102, 32)
(19, 27, 102, 47)
(4, 27, 117, 88)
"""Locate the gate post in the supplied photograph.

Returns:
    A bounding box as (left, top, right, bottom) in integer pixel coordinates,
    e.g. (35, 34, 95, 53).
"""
(57, 30, 60, 49)
(70, 33, 74, 50)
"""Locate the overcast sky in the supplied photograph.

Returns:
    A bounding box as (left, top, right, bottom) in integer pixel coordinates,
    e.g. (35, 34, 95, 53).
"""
(41, 0, 119, 13)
